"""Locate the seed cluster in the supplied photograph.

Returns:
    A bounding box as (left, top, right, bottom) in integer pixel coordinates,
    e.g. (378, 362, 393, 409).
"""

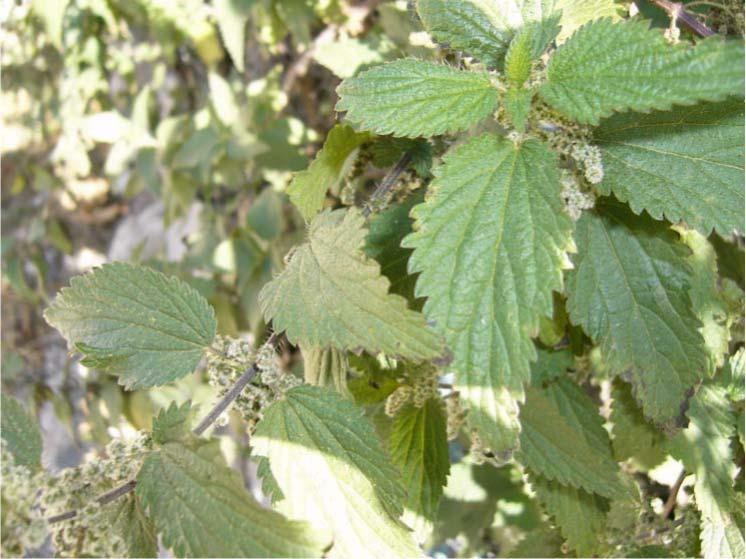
(445, 392, 467, 440)
(206, 336, 300, 431)
(40, 433, 151, 557)
(560, 169, 595, 221)
(1, 442, 48, 557)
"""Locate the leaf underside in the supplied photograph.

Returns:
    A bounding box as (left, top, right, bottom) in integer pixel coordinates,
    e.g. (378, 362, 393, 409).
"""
(259, 209, 443, 360)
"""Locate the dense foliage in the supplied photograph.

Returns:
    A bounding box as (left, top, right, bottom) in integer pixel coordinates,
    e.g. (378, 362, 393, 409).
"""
(1, 1, 744, 558)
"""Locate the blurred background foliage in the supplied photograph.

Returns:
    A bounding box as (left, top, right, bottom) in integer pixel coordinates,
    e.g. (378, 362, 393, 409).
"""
(1, 1, 742, 557)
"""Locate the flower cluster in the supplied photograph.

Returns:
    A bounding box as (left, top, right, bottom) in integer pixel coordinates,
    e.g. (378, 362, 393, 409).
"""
(40, 433, 151, 557)
(207, 336, 300, 432)
(384, 385, 413, 417)
(1, 442, 48, 557)
(560, 170, 595, 221)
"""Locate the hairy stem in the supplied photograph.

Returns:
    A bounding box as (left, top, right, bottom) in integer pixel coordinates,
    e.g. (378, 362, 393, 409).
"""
(362, 152, 413, 218)
(662, 468, 688, 519)
(651, 0, 716, 36)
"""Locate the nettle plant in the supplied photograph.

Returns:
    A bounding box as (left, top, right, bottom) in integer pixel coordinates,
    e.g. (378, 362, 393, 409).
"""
(3, 1, 745, 558)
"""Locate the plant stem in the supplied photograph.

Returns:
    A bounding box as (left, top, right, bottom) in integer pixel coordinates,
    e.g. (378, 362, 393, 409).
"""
(662, 468, 688, 519)
(362, 152, 413, 218)
(47, 357, 264, 524)
(651, 0, 716, 37)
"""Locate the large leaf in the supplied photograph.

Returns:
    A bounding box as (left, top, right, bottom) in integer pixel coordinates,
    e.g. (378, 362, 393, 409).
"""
(566, 202, 707, 423)
(252, 385, 420, 558)
(136, 436, 326, 558)
(667, 384, 744, 559)
(518, 384, 626, 499)
(595, 100, 745, 236)
(403, 133, 573, 454)
(389, 398, 450, 542)
(336, 59, 498, 138)
(0, 393, 42, 470)
(540, 19, 745, 125)
(259, 209, 442, 360)
(530, 475, 608, 557)
(44, 263, 216, 389)
(286, 124, 369, 221)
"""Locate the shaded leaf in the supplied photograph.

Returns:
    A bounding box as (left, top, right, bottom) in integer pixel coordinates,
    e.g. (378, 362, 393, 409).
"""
(0, 393, 42, 470)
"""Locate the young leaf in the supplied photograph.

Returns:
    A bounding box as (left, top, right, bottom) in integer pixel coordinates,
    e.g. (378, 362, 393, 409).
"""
(137, 436, 327, 558)
(415, 0, 513, 67)
(565, 202, 707, 424)
(403, 134, 573, 454)
(504, 87, 533, 132)
(595, 100, 745, 236)
(505, 16, 561, 86)
(287, 124, 369, 221)
(252, 385, 420, 559)
(667, 384, 744, 559)
(151, 401, 195, 444)
(0, 393, 42, 470)
(415, 0, 617, 66)
(530, 475, 609, 557)
(44, 263, 217, 389)
(259, 209, 443, 360)
(540, 19, 745, 125)
(518, 385, 626, 499)
(530, 348, 573, 386)
(389, 398, 450, 542)
(336, 59, 498, 138)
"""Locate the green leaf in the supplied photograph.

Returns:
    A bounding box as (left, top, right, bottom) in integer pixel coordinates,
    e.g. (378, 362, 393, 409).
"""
(540, 19, 745, 125)
(530, 348, 573, 386)
(530, 475, 608, 557)
(505, 16, 561, 86)
(364, 193, 422, 302)
(336, 59, 498, 138)
(214, 0, 254, 72)
(301, 345, 350, 397)
(253, 385, 420, 558)
(667, 384, 744, 559)
(259, 209, 443, 360)
(415, 0, 513, 67)
(415, 0, 618, 65)
(136, 436, 327, 558)
(594, 100, 745, 236)
(566, 202, 707, 423)
(286, 124, 369, 221)
(504, 87, 533, 132)
(518, 384, 626, 499)
(44, 263, 217, 389)
(0, 394, 42, 470)
(510, 525, 566, 558)
(108, 495, 158, 558)
(403, 133, 573, 454)
(389, 398, 450, 542)
(151, 401, 195, 444)
(680, 230, 732, 375)
(610, 380, 665, 469)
